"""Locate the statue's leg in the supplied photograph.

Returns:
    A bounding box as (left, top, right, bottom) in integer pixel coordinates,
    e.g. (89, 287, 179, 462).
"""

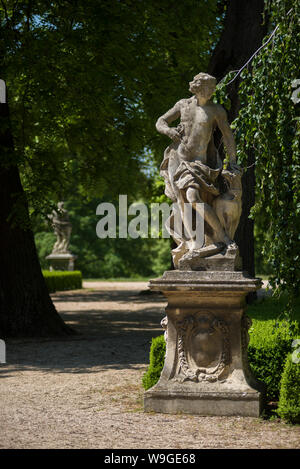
(186, 187, 232, 246)
(177, 191, 202, 250)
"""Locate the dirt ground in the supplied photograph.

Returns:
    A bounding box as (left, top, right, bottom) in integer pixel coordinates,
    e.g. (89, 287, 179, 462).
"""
(0, 281, 299, 449)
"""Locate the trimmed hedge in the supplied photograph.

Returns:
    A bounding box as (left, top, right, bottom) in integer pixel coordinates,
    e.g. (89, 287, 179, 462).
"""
(247, 295, 300, 401)
(142, 335, 166, 391)
(43, 270, 82, 293)
(248, 320, 299, 401)
(277, 352, 300, 424)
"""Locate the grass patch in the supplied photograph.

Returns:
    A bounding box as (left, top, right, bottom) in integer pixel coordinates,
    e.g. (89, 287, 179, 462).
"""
(256, 274, 271, 281)
(247, 294, 300, 323)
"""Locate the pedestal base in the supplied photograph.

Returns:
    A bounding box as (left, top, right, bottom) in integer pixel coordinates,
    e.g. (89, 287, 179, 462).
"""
(46, 253, 77, 271)
(144, 389, 261, 417)
(144, 270, 264, 417)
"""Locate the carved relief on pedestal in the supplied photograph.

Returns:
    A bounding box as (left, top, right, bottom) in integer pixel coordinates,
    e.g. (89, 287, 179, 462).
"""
(241, 313, 252, 350)
(175, 312, 231, 383)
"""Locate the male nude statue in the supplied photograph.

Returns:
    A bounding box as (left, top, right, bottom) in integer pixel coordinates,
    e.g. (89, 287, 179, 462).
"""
(156, 72, 242, 267)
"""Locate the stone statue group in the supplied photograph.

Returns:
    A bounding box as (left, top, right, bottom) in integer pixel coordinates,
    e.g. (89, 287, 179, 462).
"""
(48, 201, 72, 254)
(156, 72, 243, 270)
(48, 72, 242, 271)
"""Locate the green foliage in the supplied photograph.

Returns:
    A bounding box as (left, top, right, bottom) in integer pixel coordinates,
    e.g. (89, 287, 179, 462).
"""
(238, 295, 299, 401)
(213, 70, 236, 111)
(229, 0, 300, 305)
(142, 295, 300, 405)
(142, 334, 166, 391)
(248, 320, 299, 401)
(277, 352, 300, 424)
(247, 293, 300, 326)
(1, 0, 221, 219)
(35, 232, 56, 269)
(43, 270, 82, 293)
(35, 196, 171, 278)
(254, 225, 274, 276)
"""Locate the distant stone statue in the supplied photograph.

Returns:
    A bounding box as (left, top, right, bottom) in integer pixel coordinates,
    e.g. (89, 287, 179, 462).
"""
(48, 201, 72, 254)
(156, 72, 242, 270)
(46, 201, 77, 270)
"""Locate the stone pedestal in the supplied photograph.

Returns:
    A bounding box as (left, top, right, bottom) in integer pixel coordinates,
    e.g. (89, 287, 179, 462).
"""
(144, 270, 264, 417)
(46, 253, 77, 271)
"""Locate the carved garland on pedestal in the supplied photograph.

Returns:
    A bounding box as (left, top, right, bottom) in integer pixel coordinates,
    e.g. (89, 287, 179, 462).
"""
(175, 313, 231, 383)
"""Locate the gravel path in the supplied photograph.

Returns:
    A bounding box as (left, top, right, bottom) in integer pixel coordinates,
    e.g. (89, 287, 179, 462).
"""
(1, 281, 299, 449)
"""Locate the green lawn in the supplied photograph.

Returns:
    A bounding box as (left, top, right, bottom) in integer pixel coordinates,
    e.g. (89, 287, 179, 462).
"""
(247, 294, 300, 323)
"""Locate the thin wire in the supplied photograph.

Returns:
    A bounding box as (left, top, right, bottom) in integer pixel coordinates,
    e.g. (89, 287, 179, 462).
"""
(224, 7, 293, 87)
(226, 25, 279, 86)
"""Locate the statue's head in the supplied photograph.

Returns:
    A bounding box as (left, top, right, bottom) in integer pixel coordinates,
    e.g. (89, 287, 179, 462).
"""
(189, 73, 216, 99)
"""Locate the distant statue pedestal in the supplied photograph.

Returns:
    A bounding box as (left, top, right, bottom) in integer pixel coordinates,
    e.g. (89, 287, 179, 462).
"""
(144, 270, 264, 417)
(46, 252, 77, 271)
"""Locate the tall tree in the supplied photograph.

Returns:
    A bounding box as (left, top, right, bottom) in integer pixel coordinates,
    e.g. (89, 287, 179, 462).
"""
(233, 0, 300, 307)
(0, 88, 71, 336)
(208, 0, 269, 278)
(0, 0, 220, 336)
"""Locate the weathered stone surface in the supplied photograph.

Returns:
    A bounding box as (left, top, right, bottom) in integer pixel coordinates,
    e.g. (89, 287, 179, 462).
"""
(47, 201, 77, 270)
(48, 201, 72, 255)
(156, 72, 242, 269)
(145, 73, 263, 416)
(144, 390, 261, 417)
(178, 244, 242, 271)
(46, 253, 77, 271)
(149, 270, 261, 291)
(144, 271, 264, 417)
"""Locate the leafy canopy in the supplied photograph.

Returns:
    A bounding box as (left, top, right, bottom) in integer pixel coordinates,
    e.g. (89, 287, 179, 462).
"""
(216, 0, 300, 307)
(1, 0, 220, 217)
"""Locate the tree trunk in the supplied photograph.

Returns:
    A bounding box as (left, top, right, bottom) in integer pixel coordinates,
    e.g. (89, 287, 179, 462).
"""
(0, 92, 72, 337)
(208, 0, 268, 281)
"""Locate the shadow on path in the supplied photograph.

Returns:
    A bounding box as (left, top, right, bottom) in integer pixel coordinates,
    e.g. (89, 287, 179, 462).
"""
(0, 285, 166, 376)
